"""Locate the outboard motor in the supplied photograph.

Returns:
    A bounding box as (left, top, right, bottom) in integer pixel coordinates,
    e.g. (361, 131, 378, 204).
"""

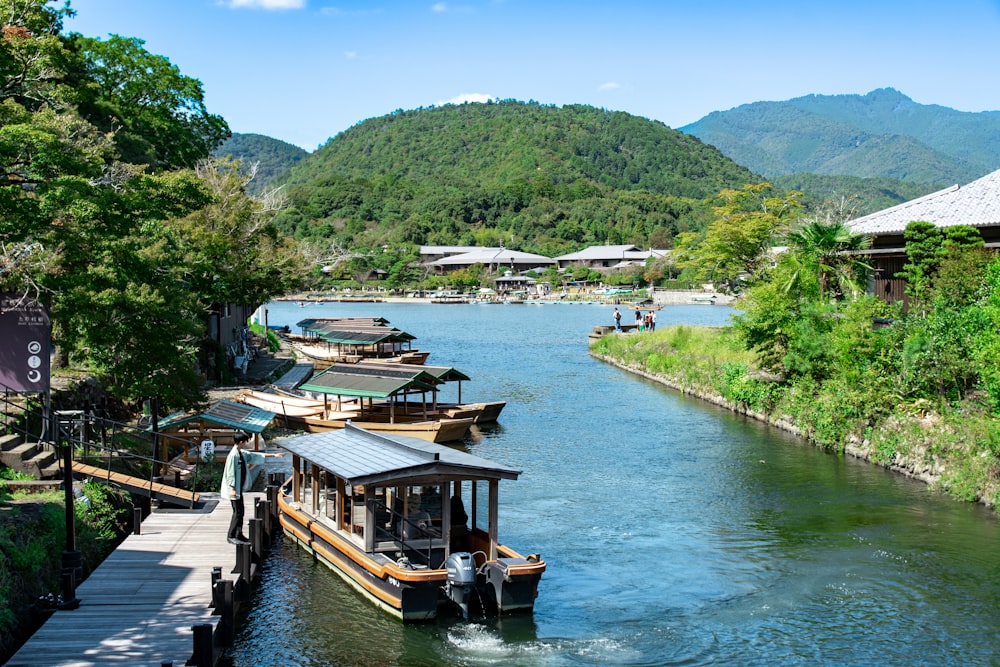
(444, 551, 477, 619)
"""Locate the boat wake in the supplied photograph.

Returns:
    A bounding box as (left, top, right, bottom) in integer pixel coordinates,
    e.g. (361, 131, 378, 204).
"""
(445, 624, 633, 665)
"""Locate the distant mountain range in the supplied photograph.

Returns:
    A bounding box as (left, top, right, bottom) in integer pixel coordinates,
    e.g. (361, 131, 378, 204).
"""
(216, 90, 999, 251)
(680, 88, 1000, 185)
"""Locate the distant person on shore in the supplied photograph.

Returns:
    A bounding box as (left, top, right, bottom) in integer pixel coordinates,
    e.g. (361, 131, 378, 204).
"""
(635, 309, 643, 332)
(222, 432, 281, 545)
(613, 307, 621, 331)
(649, 309, 657, 332)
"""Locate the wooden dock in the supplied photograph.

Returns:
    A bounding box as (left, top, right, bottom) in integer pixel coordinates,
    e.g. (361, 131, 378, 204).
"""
(7, 491, 265, 667)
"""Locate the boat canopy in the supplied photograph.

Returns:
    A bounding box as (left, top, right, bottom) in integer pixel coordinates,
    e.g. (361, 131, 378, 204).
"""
(326, 362, 441, 385)
(359, 361, 471, 383)
(278, 423, 520, 486)
(308, 330, 402, 346)
(155, 399, 275, 434)
(296, 316, 390, 329)
(300, 368, 438, 398)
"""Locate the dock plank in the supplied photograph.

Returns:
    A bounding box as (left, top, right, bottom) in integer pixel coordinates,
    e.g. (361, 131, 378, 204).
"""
(7, 492, 259, 667)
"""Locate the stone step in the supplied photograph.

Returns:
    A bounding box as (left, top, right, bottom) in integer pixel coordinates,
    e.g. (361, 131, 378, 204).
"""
(6, 441, 41, 462)
(38, 463, 62, 480)
(26, 448, 57, 470)
(0, 432, 24, 451)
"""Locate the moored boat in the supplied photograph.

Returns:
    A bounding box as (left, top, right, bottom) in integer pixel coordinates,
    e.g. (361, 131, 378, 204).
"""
(276, 424, 545, 621)
(235, 389, 474, 443)
(285, 412, 474, 443)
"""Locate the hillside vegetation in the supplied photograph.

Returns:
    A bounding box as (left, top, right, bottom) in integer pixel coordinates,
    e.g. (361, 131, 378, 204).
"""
(682, 88, 1000, 184)
(213, 133, 307, 194)
(271, 101, 761, 256)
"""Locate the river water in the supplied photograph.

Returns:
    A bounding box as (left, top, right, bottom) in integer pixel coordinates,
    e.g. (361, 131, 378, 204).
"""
(229, 300, 1000, 667)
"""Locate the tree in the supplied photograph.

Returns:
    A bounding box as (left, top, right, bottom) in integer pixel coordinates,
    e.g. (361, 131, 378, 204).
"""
(0, 1, 302, 410)
(678, 183, 801, 292)
(784, 219, 871, 301)
(64, 33, 230, 170)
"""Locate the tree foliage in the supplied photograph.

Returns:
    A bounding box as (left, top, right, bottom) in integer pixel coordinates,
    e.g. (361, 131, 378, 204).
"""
(675, 183, 802, 291)
(0, 0, 306, 409)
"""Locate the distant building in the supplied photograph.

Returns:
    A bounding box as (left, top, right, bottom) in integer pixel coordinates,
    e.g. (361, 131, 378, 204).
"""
(846, 168, 1000, 303)
(418, 245, 483, 263)
(554, 244, 668, 270)
(426, 247, 557, 274)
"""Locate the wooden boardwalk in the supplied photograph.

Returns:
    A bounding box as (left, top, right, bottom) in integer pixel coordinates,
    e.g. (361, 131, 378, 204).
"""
(7, 492, 261, 667)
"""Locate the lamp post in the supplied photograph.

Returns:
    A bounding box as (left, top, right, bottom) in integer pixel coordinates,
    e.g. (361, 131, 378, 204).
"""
(55, 410, 81, 610)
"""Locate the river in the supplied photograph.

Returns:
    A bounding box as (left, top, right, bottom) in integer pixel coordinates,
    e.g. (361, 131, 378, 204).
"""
(227, 300, 1000, 666)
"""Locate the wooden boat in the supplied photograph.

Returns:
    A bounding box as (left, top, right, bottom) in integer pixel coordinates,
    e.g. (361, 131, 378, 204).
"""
(288, 341, 362, 369)
(237, 389, 328, 417)
(285, 412, 474, 443)
(235, 389, 473, 443)
(277, 424, 545, 622)
(378, 399, 506, 424)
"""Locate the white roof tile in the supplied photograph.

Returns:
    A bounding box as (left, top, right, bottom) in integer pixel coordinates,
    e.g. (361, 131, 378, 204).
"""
(847, 168, 1000, 235)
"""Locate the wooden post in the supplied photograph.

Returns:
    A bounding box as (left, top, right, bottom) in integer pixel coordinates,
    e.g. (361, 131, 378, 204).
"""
(218, 579, 234, 647)
(256, 497, 271, 542)
(190, 624, 213, 667)
(249, 517, 262, 561)
(133, 507, 142, 535)
(210, 567, 222, 610)
(234, 543, 251, 601)
(488, 479, 499, 560)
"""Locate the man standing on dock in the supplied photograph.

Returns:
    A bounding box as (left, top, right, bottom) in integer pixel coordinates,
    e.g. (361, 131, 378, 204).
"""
(223, 432, 281, 545)
(613, 307, 621, 331)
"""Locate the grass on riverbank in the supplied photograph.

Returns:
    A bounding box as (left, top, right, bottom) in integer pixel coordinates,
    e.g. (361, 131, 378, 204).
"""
(591, 325, 1000, 508)
(0, 482, 132, 662)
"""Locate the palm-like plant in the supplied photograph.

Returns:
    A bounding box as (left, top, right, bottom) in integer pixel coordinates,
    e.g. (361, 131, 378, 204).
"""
(786, 220, 872, 301)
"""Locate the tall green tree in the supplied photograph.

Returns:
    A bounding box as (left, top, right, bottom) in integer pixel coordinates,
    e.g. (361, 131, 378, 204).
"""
(675, 183, 801, 291)
(0, 0, 302, 409)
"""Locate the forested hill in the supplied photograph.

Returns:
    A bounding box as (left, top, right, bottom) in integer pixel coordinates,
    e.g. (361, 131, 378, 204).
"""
(272, 101, 760, 254)
(681, 88, 1000, 185)
(213, 133, 307, 193)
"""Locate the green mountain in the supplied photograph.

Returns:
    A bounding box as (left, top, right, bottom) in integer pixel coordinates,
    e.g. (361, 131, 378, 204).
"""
(681, 88, 1000, 185)
(772, 173, 941, 217)
(213, 133, 308, 193)
(271, 101, 761, 254)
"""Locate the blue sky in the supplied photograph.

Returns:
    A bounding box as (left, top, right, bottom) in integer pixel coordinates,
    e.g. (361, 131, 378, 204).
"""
(64, 0, 1000, 152)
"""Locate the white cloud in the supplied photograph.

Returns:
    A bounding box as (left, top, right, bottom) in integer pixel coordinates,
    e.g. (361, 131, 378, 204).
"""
(431, 2, 447, 12)
(344, 51, 358, 59)
(599, 81, 620, 91)
(437, 93, 494, 106)
(320, 7, 383, 17)
(223, 0, 306, 9)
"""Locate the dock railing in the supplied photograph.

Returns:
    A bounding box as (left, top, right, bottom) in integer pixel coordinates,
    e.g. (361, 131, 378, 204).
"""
(1, 383, 210, 506)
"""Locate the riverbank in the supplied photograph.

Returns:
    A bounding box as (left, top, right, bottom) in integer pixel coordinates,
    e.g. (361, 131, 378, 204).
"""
(590, 327, 999, 510)
(274, 288, 737, 307)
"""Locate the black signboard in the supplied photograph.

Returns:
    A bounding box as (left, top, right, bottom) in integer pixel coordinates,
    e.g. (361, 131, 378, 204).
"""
(0, 293, 50, 392)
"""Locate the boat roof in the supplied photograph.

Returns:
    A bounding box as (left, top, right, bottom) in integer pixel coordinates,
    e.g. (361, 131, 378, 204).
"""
(156, 400, 275, 434)
(296, 316, 390, 328)
(299, 368, 439, 398)
(277, 423, 520, 486)
(325, 362, 442, 385)
(304, 329, 409, 346)
(358, 361, 471, 383)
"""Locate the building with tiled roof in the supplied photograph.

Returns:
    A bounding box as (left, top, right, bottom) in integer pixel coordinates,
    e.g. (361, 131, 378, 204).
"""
(426, 247, 557, 273)
(846, 168, 1000, 303)
(554, 244, 668, 270)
